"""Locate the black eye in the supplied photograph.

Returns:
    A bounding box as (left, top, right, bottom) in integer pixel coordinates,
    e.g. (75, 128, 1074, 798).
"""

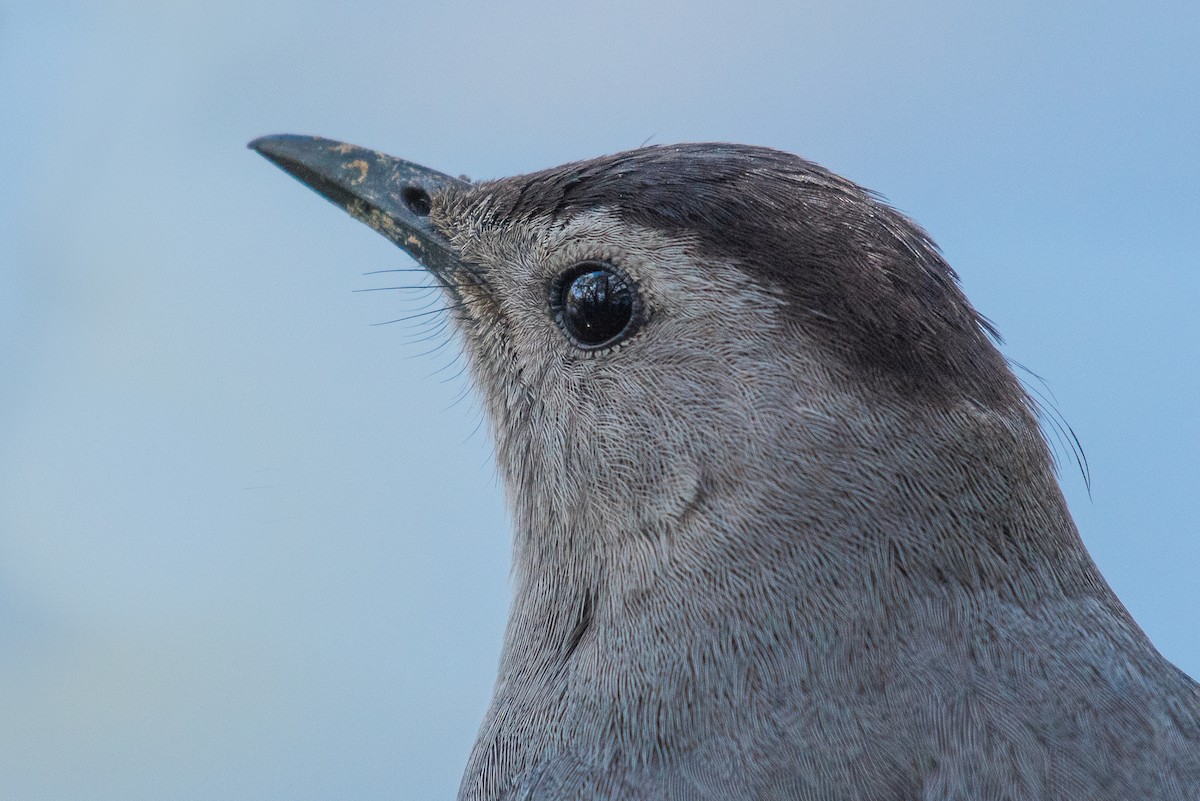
(552, 261, 642, 350)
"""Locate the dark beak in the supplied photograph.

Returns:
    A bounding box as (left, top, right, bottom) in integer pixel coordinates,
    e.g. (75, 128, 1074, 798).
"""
(248, 134, 469, 277)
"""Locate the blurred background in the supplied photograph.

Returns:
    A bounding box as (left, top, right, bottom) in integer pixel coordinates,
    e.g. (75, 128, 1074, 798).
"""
(1, 1, 1197, 799)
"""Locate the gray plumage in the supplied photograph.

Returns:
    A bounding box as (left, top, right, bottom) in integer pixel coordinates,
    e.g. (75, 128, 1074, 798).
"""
(251, 136, 1200, 800)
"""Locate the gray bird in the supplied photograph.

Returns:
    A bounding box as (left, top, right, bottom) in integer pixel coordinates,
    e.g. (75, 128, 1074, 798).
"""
(250, 135, 1200, 800)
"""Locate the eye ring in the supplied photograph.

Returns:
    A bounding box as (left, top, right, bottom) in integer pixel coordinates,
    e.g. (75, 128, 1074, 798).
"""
(549, 260, 644, 351)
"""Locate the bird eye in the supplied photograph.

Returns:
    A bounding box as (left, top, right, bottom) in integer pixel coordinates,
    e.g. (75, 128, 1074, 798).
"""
(552, 261, 642, 350)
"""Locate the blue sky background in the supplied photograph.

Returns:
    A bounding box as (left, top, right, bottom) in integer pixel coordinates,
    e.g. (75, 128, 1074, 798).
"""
(1, 2, 1197, 799)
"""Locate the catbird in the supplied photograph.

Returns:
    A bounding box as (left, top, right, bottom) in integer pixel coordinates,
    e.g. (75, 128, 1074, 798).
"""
(250, 135, 1199, 800)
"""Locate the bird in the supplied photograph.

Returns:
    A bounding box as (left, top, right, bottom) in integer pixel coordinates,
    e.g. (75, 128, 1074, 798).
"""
(250, 135, 1200, 800)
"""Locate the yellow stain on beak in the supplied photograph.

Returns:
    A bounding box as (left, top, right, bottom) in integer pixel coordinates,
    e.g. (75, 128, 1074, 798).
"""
(347, 159, 369, 185)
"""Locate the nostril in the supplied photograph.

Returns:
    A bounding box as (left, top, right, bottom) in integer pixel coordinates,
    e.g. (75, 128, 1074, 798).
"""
(402, 185, 432, 216)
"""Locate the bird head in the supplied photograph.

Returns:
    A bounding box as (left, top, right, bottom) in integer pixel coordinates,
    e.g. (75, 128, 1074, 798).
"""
(250, 136, 1076, 600)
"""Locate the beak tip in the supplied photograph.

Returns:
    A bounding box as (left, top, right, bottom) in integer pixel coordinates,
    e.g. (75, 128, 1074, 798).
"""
(248, 134, 326, 162)
(247, 134, 301, 158)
